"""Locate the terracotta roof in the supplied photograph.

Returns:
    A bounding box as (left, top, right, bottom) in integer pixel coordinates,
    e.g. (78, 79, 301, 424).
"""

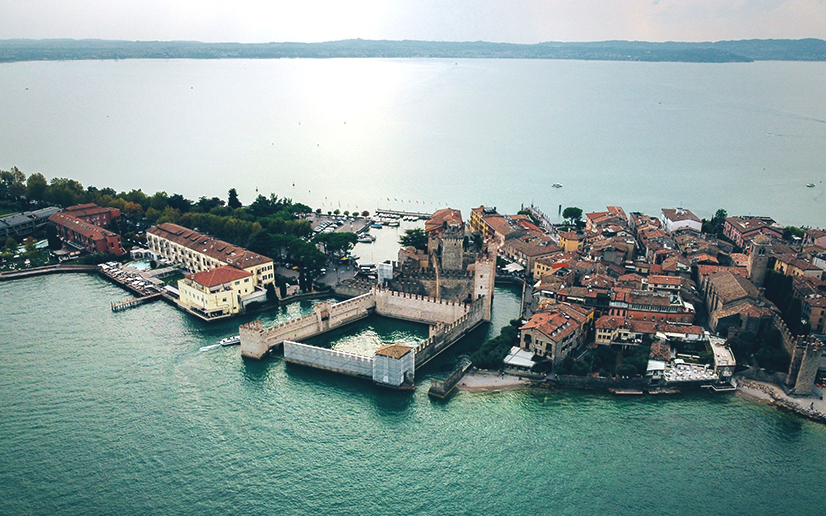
(64, 203, 120, 219)
(374, 343, 414, 359)
(147, 223, 272, 269)
(649, 341, 671, 361)
(657, 323, 704, 335)
(626, 320, 657, 334)
(649, 275, 682, 286)
(506, 237, 560, 257)
(697, 264, 748, 278)
(596, 315, 623, 330)
(707, 271, 760, 303)
(776, 254, 822, 271)
(712, 301, 774, 320)
(661, 208, 700, 223)
(49, 212, 118, 240)
(523, 303, 591, 343)
(188, 265, 251, 287)
(425, 208, 462, 233)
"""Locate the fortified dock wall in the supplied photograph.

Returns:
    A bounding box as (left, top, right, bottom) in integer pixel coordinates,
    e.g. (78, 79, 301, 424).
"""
(415, 299, 485, 368)
(240, 292, 374, 359)
(283, 341, 374, 378)
(240, 287, 489, 388)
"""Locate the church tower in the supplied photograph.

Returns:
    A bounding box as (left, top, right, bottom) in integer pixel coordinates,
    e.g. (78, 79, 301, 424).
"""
(747, 234, 771, 288)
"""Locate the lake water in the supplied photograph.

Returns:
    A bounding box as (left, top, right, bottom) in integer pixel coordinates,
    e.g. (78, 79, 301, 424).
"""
(1, 58, 825, 225)
(2, 274, 826, 515)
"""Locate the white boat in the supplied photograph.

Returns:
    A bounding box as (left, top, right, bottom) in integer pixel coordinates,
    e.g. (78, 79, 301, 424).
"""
(806, 183, 816, 188)
(552, 183, 563, 188)
(219, 336, 241, 346)
(358, 233, 376, 243)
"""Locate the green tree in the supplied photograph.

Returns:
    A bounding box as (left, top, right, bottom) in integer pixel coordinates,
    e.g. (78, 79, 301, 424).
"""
(227, 188, 242, 209)
(399, 228, 427, 251)
(25, 173, 48, 204)
(45, 225, 62, 250)
(167, 193, 192, 213)
(5, 237, 17, 252)
(783, 226, 805, 240)
(361, 210, 369, 217)
(561, 206, 583, 226)
(1, 167, 26, 200)
(149, 191, 169, 211)
(313, 232, 358, 257)
(45, 177, 84, 207)
(616, 364, 638, 378)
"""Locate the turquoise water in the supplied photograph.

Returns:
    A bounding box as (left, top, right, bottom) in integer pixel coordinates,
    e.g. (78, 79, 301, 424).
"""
(2, 59, 825, 225)
(2, 274, 826, 515)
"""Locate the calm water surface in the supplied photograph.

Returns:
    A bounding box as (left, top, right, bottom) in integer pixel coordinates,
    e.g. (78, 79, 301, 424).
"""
(1, 59, 825, 225)
(2, 274, 826, 515)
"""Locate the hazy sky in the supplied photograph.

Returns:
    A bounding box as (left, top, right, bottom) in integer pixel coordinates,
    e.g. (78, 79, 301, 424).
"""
(1, 0, 825, 43)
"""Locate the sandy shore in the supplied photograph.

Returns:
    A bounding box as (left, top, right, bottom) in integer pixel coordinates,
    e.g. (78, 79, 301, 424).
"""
(457, 371, 533, 392)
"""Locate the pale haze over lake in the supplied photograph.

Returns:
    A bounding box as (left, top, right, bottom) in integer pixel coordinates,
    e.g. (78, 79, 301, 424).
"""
(2, 58, 825, 225)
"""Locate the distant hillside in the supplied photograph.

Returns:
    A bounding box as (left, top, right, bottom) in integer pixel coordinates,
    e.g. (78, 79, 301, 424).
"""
(1, 38, 825, 63)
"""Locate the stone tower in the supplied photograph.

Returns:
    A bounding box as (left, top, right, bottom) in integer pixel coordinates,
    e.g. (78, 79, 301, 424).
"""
(472, 245, 498, 322)
(440, 220, 464, 271)
(789, 336, 824, 396)
(747, 234, 771, 288)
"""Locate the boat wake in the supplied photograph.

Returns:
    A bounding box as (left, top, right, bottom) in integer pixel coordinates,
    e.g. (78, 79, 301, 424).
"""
(198, 344, 221, 353)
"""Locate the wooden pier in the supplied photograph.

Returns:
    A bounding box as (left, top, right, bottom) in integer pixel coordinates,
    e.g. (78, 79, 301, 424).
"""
(375, 208, 432, 219)
(111, 293, 162, 312)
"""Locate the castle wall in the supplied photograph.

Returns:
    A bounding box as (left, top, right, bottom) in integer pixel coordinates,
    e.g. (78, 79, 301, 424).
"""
(414, 299, 486, 368)
(373, 288, 467, 324)
(240, 292, 375, 358)
(283, 341, 374, 378)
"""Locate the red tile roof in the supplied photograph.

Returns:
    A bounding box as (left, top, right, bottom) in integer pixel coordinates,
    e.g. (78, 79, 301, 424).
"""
(426, 208, 461, 230)
(188, 265, 251, 287)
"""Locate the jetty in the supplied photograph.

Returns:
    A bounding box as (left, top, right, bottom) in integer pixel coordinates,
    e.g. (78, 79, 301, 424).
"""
(111, 293, 163, 312)
(428, 361, 473, 399)
(375, 208, 432, 219)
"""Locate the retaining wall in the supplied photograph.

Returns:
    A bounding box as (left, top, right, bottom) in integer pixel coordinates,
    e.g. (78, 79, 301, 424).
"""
(283, 341, 373, 378)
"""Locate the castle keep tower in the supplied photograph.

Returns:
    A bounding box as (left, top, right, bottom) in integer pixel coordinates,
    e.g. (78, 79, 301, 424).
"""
(747, 234, 771, 288)
(440, 219, 464, 271)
